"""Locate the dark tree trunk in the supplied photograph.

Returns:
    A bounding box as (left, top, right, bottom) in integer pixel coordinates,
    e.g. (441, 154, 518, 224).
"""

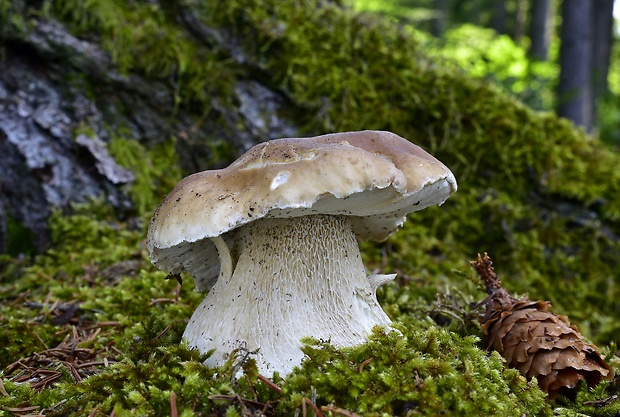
(528, 0, 553, 61)
(431, 0, 449, 37)
(490, 0, 508, 35)
(557, 0, 593, 130)
(590, 0, 615, 124)
(513, 0, 527, 42)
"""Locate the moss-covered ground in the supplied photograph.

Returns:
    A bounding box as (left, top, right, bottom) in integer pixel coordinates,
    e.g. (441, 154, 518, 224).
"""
(2, 0, 620, 415)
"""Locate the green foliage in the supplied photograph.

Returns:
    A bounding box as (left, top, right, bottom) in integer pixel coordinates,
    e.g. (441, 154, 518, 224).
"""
(427, 24, 559, 110)
(348, 0, 438, 27)
(599, 39, 620, 145)
(0, 317, 551, 416)
(45, 202, 140, 271)
(598, 95, 620, 145)
(0, 318, 62, 368)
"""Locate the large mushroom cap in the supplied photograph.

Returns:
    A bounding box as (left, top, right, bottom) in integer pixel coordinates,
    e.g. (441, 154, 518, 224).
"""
(146, 130, 457, 291)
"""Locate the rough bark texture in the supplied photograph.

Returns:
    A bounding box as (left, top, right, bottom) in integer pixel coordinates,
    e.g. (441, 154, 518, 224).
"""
(0, 8, 299, 253)
(0, 45, 133, 252)
(557, 0, 593, 130)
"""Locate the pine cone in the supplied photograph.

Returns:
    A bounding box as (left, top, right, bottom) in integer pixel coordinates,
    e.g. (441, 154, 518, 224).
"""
(471, 253, 615, 399)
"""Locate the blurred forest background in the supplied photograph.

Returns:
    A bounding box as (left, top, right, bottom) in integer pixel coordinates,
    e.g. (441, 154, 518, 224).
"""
(350, 0, 620, 145)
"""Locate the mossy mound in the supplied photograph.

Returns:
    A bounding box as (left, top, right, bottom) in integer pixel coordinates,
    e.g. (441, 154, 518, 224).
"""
(1, 0, 619, 415)
(0, 208, 549, 416)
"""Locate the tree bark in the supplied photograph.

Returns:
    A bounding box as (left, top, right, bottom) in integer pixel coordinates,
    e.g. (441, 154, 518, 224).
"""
(557, 0, 593, 131)
(528, 0, 553, 61)
(0, 4, 299, 254)
(590, 0, 615, 124)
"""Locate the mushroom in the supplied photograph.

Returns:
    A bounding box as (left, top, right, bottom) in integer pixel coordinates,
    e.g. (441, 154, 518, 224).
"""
(146, 130, 457, 376)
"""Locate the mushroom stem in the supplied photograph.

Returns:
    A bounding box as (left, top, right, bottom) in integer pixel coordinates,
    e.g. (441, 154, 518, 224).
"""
(182, 214, 393, 376)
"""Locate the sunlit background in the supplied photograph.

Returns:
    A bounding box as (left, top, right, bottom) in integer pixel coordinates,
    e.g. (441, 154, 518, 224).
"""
(349, 0, 620, 146)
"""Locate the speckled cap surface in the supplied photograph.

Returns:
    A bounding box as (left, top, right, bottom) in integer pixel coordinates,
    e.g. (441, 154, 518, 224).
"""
(146, 130, 457, 291)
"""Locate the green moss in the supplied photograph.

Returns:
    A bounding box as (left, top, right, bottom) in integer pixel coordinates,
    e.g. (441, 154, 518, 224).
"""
(0, 323, 551, 417)
(1, 202, 617, 415)
(107, 134, 181, 218)
(72, 122, 97, 139)
(5, 214, 37, 256)
(48, 0, 235, 111)
(284, 326, 548, 416)
(0, 0, 28, 37)
(0, 202, 142, 367)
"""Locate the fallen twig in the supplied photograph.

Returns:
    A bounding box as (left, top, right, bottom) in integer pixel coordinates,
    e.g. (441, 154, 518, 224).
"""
(302, 397, 324, 417)
(257, 374, 282, 394)
(208, 394, 270, 411)
(583, 395, 618, 407)
(320, 405, 361, 417)
(170, 391, 178, 417)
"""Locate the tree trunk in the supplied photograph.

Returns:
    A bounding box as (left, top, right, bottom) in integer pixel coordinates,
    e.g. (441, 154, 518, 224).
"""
(557, 0, 593, 131)
(490, 0, 507, 35)
(590, 0, 614, 124)
(431, 0, 449, 37)
(513, 0, 527, 43)
(528, 0, 553, 61)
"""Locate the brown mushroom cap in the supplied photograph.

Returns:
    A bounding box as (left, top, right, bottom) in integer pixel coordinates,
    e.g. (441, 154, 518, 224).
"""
(146, 130, 457, 291)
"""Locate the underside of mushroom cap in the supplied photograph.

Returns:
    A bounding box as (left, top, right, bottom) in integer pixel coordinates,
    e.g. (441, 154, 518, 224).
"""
(146, 130, 457, 291)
